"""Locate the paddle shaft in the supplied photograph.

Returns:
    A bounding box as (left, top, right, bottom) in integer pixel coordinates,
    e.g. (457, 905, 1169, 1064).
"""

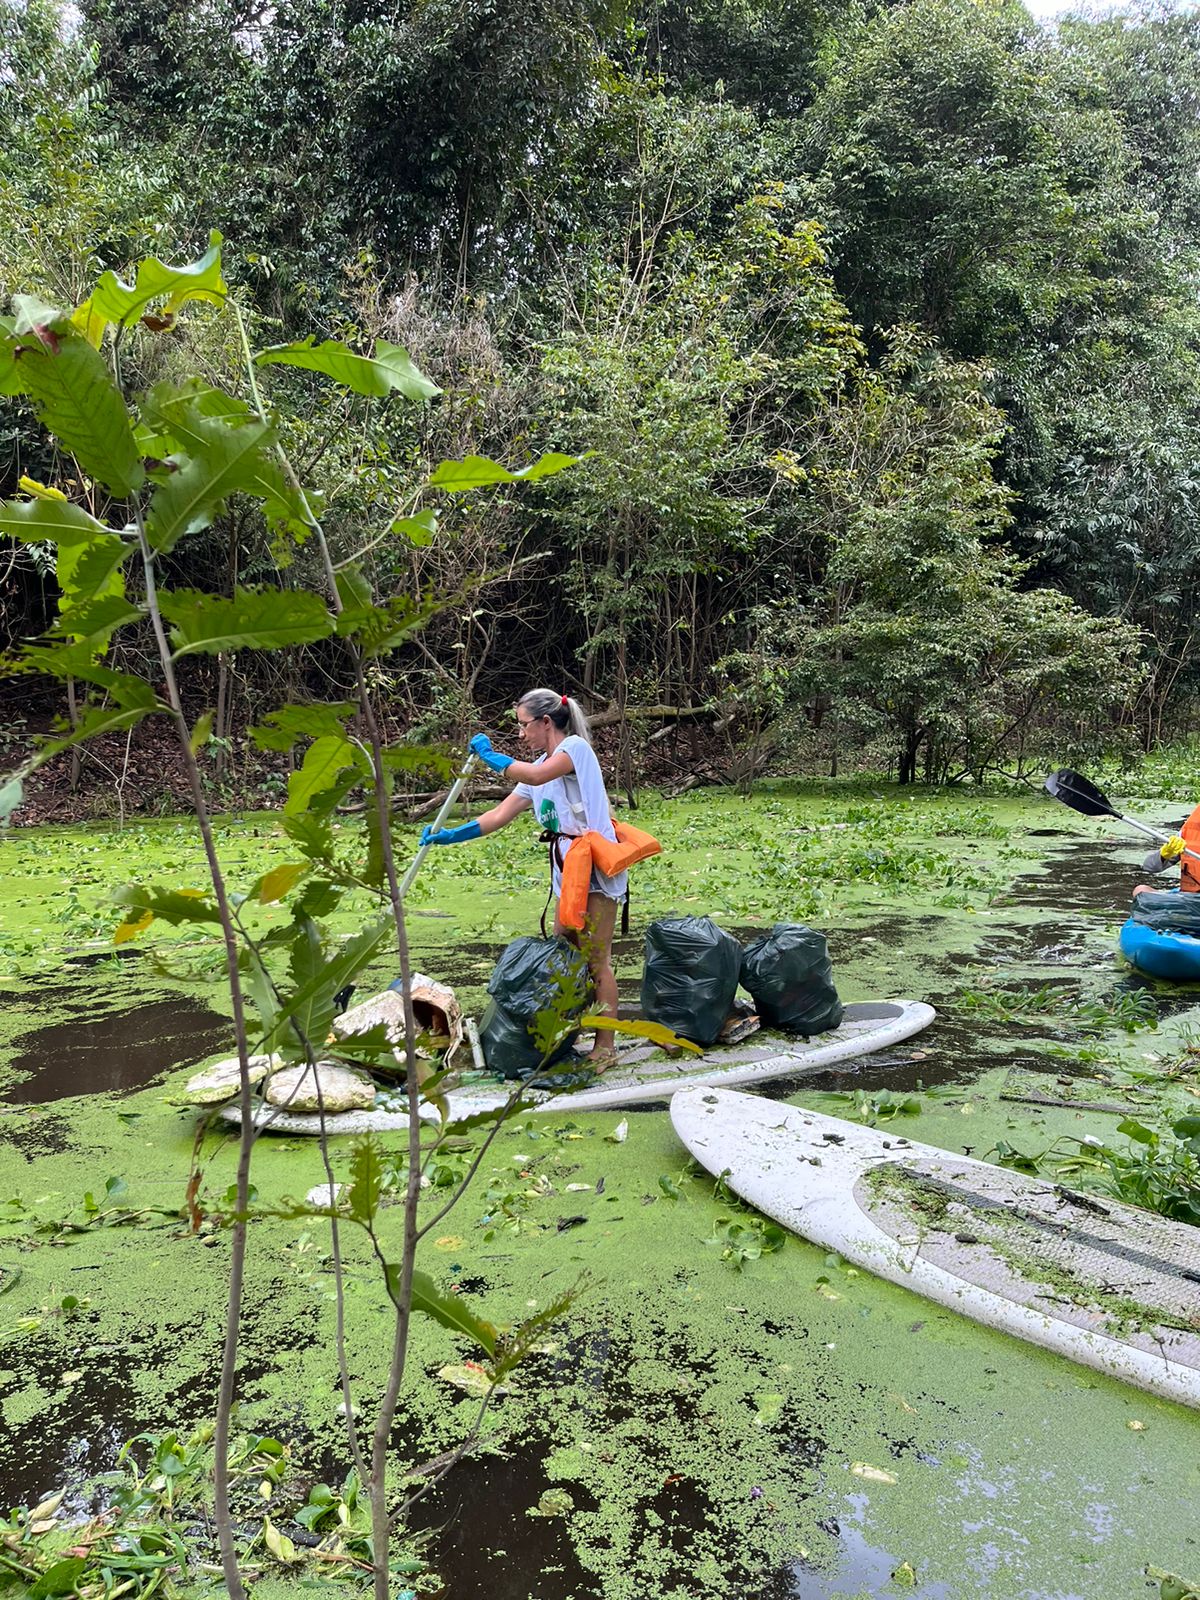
(398, 751, 479, 899)
(1107, 808, 1200, 867)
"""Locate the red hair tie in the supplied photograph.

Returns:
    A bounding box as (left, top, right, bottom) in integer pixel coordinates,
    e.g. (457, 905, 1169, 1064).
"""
(561, 695, 568, 705)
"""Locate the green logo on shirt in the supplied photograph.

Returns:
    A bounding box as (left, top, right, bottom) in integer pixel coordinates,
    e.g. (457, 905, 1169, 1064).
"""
(539, 798, 560, 831)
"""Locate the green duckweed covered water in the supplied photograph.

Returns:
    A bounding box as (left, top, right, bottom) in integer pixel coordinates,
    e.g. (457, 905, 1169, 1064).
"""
(1, 784, 1198, 1598)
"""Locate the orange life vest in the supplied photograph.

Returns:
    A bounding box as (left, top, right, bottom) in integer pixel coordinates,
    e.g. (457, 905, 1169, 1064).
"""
(1182, 805, 1200, 892)
(556, 820, 662, 931)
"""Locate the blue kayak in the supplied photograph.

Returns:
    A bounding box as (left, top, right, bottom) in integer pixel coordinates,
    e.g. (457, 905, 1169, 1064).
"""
(1119, 917, 1200, 983)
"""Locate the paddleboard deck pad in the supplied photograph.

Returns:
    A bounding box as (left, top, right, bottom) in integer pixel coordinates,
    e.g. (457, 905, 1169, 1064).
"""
(670, 1087, 1200, 1409)
(218, 999, 933, 1134)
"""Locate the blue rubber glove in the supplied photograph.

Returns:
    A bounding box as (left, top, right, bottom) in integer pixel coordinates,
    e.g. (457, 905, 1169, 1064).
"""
(469, 733, 514, 774)
(420, 820, 483, 847)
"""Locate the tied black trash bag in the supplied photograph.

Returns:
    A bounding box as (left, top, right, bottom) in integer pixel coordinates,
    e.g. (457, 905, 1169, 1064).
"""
(479, 935, 592, 1080)
(641, 916, 742, 1046)
(1130, 890, 1200, 935)
(740, 923, 843, 1036)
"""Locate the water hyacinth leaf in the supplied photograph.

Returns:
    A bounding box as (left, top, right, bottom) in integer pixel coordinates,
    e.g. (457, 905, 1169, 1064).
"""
(249, 700, 357, 753)
(7, 324, 143, 497)
(426, 451, 590, 494)
(74, 232, 227, 337)
(262, 1516, 299, 1565)
(28, 1558, 89, 1598)
(255, 337, 440, 401)
(391, 510, 438, 547)
(253, 862, 310, 904)
(144, 413, 276, 553)
(393, 1267, 497, 1355)
(158, 587, 335, 656)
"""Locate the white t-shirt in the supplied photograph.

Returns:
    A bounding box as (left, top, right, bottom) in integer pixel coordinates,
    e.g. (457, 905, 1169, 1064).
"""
(514, 735, 627, 901)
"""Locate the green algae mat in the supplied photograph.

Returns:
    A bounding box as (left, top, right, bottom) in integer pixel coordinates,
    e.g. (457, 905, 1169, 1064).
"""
(1, 785, 1198, 1599)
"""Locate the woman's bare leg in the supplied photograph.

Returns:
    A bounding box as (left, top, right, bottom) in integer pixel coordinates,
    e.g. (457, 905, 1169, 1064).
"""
(555, 893, 620, 1066)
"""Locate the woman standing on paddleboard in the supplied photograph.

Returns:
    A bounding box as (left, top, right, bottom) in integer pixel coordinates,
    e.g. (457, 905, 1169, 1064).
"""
(420, 690, 659, 1073)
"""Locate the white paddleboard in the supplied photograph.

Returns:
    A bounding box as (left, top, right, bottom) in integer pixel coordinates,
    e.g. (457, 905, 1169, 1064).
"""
(219, 999, 933, 1134)
(670, 1087, 1200, 1410)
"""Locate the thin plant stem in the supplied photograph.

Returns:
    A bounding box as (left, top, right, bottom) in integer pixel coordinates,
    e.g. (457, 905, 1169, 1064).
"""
(130, 502, 254, 1600)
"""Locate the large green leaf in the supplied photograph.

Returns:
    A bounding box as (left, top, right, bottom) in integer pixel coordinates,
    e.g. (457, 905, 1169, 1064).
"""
(12, 640, 145, 695)
(283, 915, 333, 1050)
(74, 232, 227, 337)
(57, 538, 129, 612)
(140, 382, 316, 540)
(37, 681, 161, 764)
(7, 324, 143, 497)
(426, 451, 589, 494)
(284, 735, 363, 817)
(335, 591, 438, 657)
(255, 338, 440, 401)
(112, 882, 223, 941)
(391, 510, 439, 547)
(49, 596, 142, 647)
(263, 920, 392, 1053)
(249, 700, 358, 753)
(144, 412, 277, 553)
(0, 498, 130, 615)
(391, 1268, 497, 1356)
(158, 587, 336, 656)
(346, 1135, 386, 1225)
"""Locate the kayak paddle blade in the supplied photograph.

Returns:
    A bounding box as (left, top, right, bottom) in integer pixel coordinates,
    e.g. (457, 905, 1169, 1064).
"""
(1043, 768, 1119, 820)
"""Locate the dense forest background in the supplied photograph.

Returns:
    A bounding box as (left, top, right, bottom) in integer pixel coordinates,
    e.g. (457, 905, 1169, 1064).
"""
(3, 0, 1200, 807)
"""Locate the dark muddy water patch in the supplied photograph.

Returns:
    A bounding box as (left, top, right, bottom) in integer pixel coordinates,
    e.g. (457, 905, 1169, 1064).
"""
(412, 1437, 601, 1600)
(0, 1107, 77, 1155)
(0, 1339, 167, 1514)
(995, 839, 1142, 917)
(5, 994, 229, 1104)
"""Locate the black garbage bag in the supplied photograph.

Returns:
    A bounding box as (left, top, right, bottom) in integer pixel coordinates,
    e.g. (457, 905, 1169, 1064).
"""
(740, 923, 843, 1035)
(479, 935, 591, 1079)
(641, 916, 742, 1046)
(1130, 890, 1200, 935)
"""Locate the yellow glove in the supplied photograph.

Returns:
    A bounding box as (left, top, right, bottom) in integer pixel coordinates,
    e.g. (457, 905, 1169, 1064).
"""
(1161, 834, 1186, 862)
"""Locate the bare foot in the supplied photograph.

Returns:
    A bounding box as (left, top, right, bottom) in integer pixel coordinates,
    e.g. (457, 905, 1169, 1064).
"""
(586, 1047, 619, 1074)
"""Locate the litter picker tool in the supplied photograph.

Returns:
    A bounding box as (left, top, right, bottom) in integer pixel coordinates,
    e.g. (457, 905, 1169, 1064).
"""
(1043, 768, 1200, 867)
(398, 750, 479, 899)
